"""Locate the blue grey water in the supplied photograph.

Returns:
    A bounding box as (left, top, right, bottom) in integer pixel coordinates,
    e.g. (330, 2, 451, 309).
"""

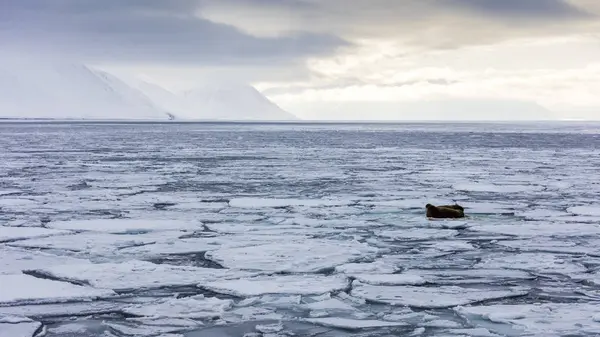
(2, 121, 600, 337)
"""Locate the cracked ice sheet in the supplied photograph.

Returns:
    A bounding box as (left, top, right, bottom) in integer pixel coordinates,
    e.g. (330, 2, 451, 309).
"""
(104, 318, 201, 336)
(0, 319, 42, 337)
(8, 231, 187, 256)
(0, 246, 90, 275)
(33, 260, 259, 292)
(0, 301, 124, 319)
(122, 295, 233, 320)
(455, 303, 600, 337)
(45, 218, 203, 234)
(350, 282, 529, 308)
(204, 222, 341, 236)
(475, 252, 588, 277)
(413, 269, 535, 285)
(0, 274, 115, 306)
(228, 197, 353, 208)
(498, 237, 600, 256)
(377, 228, 458, 240)
(200, 274, 349, 297)
(470, 221, 600, 237)
(204, 239, 378, 273)
(305, 317, 407, 330)
(0, 226, 72, 243)
(118, 234, 299, 257)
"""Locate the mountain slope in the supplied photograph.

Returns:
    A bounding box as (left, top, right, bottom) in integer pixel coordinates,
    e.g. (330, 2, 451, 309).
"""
(130, 78, 299, 121)
(0, 56, 170, 120)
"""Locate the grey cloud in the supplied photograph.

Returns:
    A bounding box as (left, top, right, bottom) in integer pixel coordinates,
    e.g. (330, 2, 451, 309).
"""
(0, 0, 349, 65)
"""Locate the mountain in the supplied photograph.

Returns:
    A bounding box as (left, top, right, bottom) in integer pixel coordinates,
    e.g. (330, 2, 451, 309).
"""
(131, 78, 299, 121)
(0, 56, 170, 120)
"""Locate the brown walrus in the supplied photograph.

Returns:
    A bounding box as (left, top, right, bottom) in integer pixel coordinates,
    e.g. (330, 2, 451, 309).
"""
(426, 203, 465, 218)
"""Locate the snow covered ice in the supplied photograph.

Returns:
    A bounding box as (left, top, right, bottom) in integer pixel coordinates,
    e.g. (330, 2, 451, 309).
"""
(2, 121, 600, 336)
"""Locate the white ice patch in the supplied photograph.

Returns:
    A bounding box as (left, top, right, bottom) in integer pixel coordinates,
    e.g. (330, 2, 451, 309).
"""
(413, 269, 534, 285)
(205, 239, 378, 273)
(0, 226, 71, 243)
(201, 274, 349, 297)
(351, 282, 529, 308)
(475, 252, 588, 277)
(378, 228, 458, 240)
(0, 274, 115, 305)
(459, 202, 526, 214)
(122, 295, 233, 320)
(0, 301, 124, 318)
(471, 222, 600, 237)
(0, 317, 41, 337)
(0, 246, 89, 275)
(45, 218, 202, 234)
(455, 303, 600, 336)
(514, 209, 570, 220)
(228, 197, 352, 208)
(453, 183, 543, 193)
(567, 205, 600, 217)
(34, 260, 258, 292)
(352, 273, 426, 286)
(305, 317, 407, 330)
(335, 260, 399, 275)
(8, 231, 185, 256)
(497, 237, 600, 256)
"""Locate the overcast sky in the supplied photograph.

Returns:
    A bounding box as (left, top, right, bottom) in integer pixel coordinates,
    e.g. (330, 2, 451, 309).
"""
(2, 0, 600, 120)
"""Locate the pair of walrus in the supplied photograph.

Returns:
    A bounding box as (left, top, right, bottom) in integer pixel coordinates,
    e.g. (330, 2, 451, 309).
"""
(426, 203, 465, 218)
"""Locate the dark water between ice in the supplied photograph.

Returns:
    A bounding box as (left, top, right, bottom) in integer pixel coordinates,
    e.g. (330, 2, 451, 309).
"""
(2, 121, 600, 337)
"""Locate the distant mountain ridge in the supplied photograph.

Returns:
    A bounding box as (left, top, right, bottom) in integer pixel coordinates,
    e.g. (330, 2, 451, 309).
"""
(0, 56, 298, 121)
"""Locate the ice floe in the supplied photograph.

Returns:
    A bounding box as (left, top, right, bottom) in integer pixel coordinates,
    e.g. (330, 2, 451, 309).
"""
(0, 246, 89, 275)
(204, 239, 378, 273)
(45, 218, 203, 233)
(304, 317, 407, 330)
(0, 315, 42, 337)
(350, 282, 529, 308)
(351, 273, 426, 286)
(122, 295, 233, 320)
(228, 197, 352, 208)
(0, 274, 115, 306)
(455, 303, 600, 336)
(33, 260, 258, 292)
(0, 226, 71, 243)
(475, 252, 588, 277)
(378, 228, 458, 240)
(201, 274, 349, 297)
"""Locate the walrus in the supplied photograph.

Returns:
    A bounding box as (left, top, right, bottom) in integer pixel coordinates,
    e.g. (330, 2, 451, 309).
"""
(426, 203, 465, 218)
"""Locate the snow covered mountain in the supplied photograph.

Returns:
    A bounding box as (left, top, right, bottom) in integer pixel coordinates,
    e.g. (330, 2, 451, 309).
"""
(131, 78, 299, 121)
(0, 56, 170, 120)
(0, 55, 297, 121)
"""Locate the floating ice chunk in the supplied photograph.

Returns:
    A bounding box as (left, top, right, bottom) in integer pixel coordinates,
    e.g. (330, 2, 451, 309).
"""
(0, 246, 89, 275)
(302, 298, 357, 311)
(46, 322, 88, 334)
(220, 306, 282, 323)
(122, 295, 233, 320)
(459, 202, 526, 214)
(350, 282, 528, 308)
(568, 205, 600, 217)
(455, 303, 600, 336)
(201, 274, 349, 297)
(0, 274, 115, 306)
(470, 222, 600, 237)
(514, 209, 569, 220)
(335, 260, 399, 274)
(413, 269, 534, 285)
(9, 231, 185, 256)
(45, 218, 202, 233)
(455, 183, 544, 193)
(0, 190, 21, 196)
(305, 317, 407, 330)
(0, 301, 124, 318)
(0, 317, 41, 337)
(497, 237, 600, 256)
(34, 260, 258, 292)
(255, 323, 283, 333)
(0, 226, 71, 243)
(475, 252, 587, 277)
(205, 239, 378, 273)
(352, 273, 426, 286)
(423, 241, 475, 252)
(228, 197, 351, 208)
(103, 318, 200, 336)
(442, 328, 501, 337)
(378, 228, 458, 240)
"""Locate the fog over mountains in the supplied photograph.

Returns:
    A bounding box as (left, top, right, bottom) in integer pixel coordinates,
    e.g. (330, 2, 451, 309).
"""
(0, 56, 298, 121)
